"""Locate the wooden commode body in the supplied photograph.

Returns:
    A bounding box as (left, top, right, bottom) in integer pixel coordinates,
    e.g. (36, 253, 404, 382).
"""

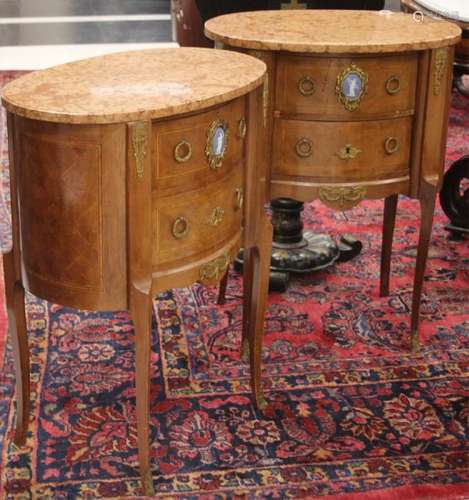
(205, 10, 461, 349)
(1, 48, 271, 495)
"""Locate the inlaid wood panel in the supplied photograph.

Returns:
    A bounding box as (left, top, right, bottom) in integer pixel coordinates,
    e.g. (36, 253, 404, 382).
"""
(152, 165, 243, 267)
(12, 116, 127, 310)
(272, 117, 412, 182)
(275, 53, 418, 120)
(152, 97, 246, 195)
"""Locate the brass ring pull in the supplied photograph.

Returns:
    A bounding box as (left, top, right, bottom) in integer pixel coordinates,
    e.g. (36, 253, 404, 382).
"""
(172, 216, 189, 239)
(385, 75, 401, 95)
(298, 76, 315, 96)
(174, 140, 192, 163)
(237, 118, 247, 139)
(384, 137, 400, 155)
(295, 138, 313, 158)
(234, 188, 244, 210)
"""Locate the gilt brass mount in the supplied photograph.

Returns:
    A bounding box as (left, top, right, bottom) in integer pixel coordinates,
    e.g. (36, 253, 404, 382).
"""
(295, 137, 313, 158)
(237, 117, 247, 139)
(433, 48, 447, 96)
(207, 207, 225, 227)
(336, 144, 362, 160)
(132, 123, 148, 179)
(234, 188, 244, 210)
(319, 186, 366, 210)
(199, 253, 230, 285)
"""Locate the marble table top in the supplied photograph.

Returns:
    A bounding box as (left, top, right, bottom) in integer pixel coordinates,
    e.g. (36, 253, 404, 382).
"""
(205, 10, 461, 54)
(414, 0, 469, 23)
(1, 48, 266, 124)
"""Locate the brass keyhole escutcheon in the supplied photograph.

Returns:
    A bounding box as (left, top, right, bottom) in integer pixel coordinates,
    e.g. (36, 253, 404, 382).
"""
(384, 137, 400, 155)
(237, 117, 247, 139)
(174, 140, 192, 163)
(207, 207, 225, 227)
(298, 76, 315, 96)
(385, 75, 401, 95)
(295, 137, 313, 158)
(172, 216, 189, 239)
(234, 188, 244, 210)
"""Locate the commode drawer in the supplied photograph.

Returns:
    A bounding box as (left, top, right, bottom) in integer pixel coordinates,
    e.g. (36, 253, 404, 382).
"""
(153, 165, 244, 266)
(275, 53, 418, 120)
(272, 117, 412, 181)
(152, 96, 247, 194)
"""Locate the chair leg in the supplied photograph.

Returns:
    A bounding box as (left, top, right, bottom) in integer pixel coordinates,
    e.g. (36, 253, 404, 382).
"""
(247, 215, 272, 410)
(380, 194, 398, 297)
(411, 183, 437, 352)
(3, 251, 29, 446)
(130, 290, 154, 497)
(217, 268, 229, 306)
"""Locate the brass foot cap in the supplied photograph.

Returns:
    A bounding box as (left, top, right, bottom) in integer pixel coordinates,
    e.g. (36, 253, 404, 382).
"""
(256, 392, 268, 411)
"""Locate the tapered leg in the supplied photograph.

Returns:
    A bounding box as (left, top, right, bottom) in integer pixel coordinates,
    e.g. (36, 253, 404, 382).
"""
(247, 215, 273, 410)
(130, 290, 154, 497)
(241, 247, 254, 364)
(217, 268, 229, 306)
(411, 184, 437, 352)
(380, 194, 398, 297)
(3, 251, 29, 446)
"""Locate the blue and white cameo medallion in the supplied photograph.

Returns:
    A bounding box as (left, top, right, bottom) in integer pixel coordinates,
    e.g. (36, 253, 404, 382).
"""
(206, 119, 229, 170)
(336, 64, 368, 111)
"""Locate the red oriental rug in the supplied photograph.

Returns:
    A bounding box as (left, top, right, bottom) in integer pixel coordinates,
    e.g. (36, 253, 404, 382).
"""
(0, 70, 468, 499)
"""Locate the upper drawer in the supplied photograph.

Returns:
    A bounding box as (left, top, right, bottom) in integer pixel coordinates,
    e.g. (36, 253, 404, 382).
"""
(275, 53, 418, 120)
(272, 117, 412, 182)
(152, 96, 247, 194)
(153, 165, 244, 267)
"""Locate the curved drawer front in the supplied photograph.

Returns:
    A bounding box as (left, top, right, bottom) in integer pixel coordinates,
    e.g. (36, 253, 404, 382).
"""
(153, 96, 246, 195)
(153, 165, 243, 267)
(275, 53, 418, 120)
(272, 117, 412, 182)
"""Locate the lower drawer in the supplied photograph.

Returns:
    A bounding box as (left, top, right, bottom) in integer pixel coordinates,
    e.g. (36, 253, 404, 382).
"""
(153, 165, 243, 267)
(272, 117, 412, 182)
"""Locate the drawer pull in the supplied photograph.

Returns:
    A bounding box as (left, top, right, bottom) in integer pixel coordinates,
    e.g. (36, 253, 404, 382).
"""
(199, 252, 230, 285)
(206, 119, 229, 170)
(336, 144, 362, 160)
(174, 140, 193, 163)
(384, 137, 400, 155)
(207, 207, 225, 227)
(385, 75, 401, 95)
(295, 138, 313, 158)
(237, 117, 247, 139)
(298, 76, 315, 96)
(234, 188, 244, 210)
(172, 216, 189, 239)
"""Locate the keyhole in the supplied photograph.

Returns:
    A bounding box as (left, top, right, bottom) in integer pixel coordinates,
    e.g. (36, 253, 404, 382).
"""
(346, 146, 352, 154)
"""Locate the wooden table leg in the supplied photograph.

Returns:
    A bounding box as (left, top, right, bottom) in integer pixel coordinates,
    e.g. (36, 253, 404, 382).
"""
(130, 290, 154, 497)
(411, 182, 437, 351)
(380, 194, 398, 297)
(246, 214, 272, 410)
(3, 251, 29, 446)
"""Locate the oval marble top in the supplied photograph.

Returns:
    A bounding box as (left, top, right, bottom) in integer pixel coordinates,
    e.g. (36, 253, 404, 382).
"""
(205, 10, 461, 54)
(1, 48, 266, 124)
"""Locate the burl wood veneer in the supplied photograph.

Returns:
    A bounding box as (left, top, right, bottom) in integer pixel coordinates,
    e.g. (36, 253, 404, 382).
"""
(205, 10, 461, 349)
(1, 48, 270, 496)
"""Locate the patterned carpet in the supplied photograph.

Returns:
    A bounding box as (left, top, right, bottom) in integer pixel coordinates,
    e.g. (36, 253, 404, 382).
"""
(0, 70, 468, 499)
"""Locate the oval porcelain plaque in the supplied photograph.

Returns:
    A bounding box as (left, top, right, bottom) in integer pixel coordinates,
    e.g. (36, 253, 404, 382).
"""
(206, 119, 229, 170)
(212, 126, 227, 156)
(336, 64, 368, 112)
(341, 73, 363, 101)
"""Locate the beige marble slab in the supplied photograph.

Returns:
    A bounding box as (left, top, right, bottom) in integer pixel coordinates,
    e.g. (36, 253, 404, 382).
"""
(205, 10, 461, 53)
(1, 48, 266, 124)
